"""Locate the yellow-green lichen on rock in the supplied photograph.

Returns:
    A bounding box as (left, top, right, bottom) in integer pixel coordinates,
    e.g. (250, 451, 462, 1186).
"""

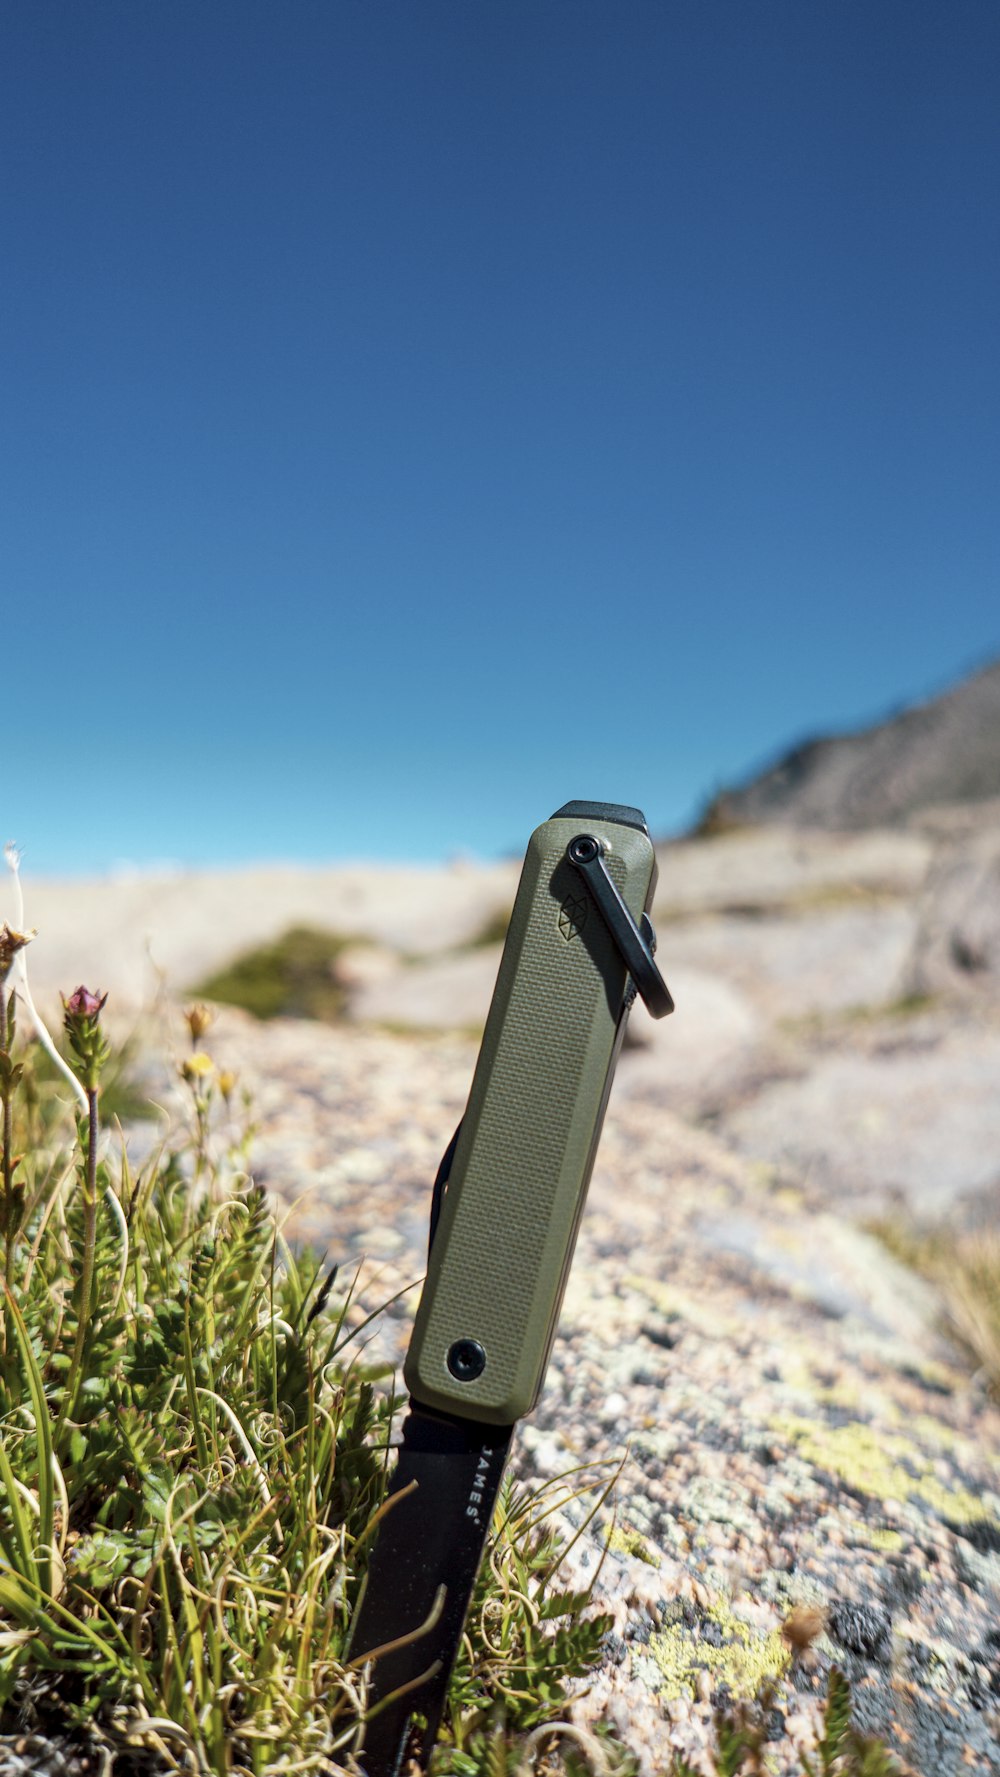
(644, 1600, 790, 1701)
(913, 1470, 988, 1524)
(771, 1412, 987, 1524)
(908, 1412, 962, 1453)
(867, 1527, 904, 1553)
(625, 1274, 739, 1339)
(607, 1525, 662, 1567)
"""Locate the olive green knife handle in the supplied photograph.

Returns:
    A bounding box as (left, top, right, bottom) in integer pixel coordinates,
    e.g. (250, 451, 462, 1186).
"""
(404, 803, 658, 1425)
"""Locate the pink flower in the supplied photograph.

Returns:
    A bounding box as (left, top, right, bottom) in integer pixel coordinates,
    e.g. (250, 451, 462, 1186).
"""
(62, 986, 108, 1019)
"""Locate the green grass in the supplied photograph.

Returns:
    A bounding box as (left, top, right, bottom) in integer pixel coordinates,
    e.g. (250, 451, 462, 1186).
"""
(0, 1002, 637, 1774)
(192, 925, 354, 1022)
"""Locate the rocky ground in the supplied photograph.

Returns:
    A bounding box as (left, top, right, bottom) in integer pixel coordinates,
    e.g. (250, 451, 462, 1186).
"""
(7, 808, 1000, 1774)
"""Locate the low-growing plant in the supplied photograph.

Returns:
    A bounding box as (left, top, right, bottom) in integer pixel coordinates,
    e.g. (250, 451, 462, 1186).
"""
(0, 984, 381, 1769)
(193, 926, 354, 1022)
(664, 1666, 905, 1776)
(0, 923, 638, 1774)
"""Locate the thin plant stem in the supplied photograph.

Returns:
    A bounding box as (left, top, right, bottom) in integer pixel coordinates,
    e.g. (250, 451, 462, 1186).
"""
(56, 1087, 100, 1436)
(0, 979, 13, 1359)
(11, 952, 88, 1116)
(1, 985, 12, 1216)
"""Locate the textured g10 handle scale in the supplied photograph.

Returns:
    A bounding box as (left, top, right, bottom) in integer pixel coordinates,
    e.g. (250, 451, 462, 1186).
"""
(404, 804, 658, 1425)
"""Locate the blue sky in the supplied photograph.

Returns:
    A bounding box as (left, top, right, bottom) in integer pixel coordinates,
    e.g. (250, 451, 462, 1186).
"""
(4, 1, 998, 874)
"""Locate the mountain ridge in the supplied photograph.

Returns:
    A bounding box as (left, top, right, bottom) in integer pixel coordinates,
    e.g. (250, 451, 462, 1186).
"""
(697, 655, 1000, 832)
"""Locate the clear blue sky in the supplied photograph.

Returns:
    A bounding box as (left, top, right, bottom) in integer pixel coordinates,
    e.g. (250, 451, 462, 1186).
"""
(4, 1, 998, 874)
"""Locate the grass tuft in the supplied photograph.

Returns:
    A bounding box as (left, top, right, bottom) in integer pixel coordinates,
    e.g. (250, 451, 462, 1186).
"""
(0, 987, 637, 1774)
(939, 1229, 1000, 1399)
(869, 1218, 1000, 1400)
(192, 926, 354, 1022)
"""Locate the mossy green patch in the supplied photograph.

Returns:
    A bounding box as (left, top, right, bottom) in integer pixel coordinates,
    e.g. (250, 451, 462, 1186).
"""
(913, 1472, 987, 1523)
(645, 1600, 790, 1701)
(781, 990, 938, 1040)
(772, 1186, 806, 1213)
(193, 925, 353, 1022)
(748, 1160, 778, 1191)
(816, 1378, 862, 1412)
(815, 1376, 902, 1429)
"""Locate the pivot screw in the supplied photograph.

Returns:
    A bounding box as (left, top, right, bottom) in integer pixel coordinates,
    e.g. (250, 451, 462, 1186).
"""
(447, 1338, 486, 1381)
(568, 834, 601, 865)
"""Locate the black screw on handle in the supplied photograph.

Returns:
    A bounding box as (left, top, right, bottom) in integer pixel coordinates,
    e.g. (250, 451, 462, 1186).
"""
(566, 835, 674, 1019)
(447, 1339, 487, 1381)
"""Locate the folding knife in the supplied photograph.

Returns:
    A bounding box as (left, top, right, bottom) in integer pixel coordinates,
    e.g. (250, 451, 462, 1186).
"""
(350, 800, 673, 1775)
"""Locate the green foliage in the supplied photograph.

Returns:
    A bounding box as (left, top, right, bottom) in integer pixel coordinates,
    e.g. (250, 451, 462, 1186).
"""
(798, 1667, 903, 1777)
(818, 1665, 853, 1774)
(0, 1035, 394, 1770)
(430, 1472, 625, 1772)
(714, 1714, 759, 1776)
(654, 1664, 903, 1775)
(193, 924, 354, 1022)
(0, 1010, 636, 1775)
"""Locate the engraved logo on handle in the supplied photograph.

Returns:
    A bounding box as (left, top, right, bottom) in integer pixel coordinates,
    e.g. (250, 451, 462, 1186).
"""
(558, 893, 588, 941)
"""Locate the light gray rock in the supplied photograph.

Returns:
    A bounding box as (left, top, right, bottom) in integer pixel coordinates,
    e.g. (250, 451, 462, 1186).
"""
(7, 819, 995, 1239)
(654, 827, 930, 916)
(656, 903, 918, 1021)
(618, 966, 767, 1112)
(695, 1206, 941, 1344)
(349, 945, 504, 1030)
(723, 1022, 1000, 1220)
(906, 822, 1000, 997)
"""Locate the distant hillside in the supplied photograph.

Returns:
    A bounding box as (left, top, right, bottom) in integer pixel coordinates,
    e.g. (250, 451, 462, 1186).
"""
(698, 657, 1000, 832)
